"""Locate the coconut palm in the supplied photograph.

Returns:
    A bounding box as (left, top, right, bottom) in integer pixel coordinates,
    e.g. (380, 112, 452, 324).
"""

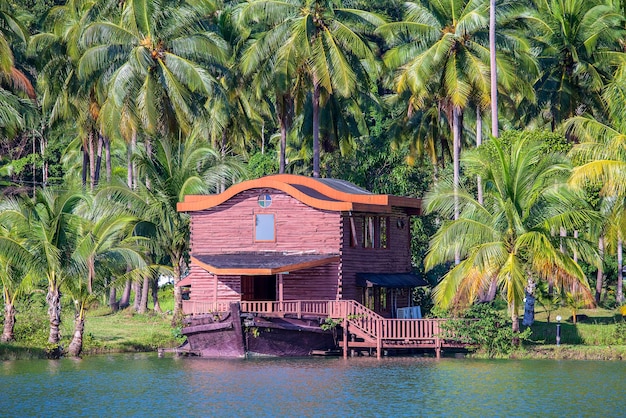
(28, 0, 111, 189)
(523, 0, 625, 129)
(424, 133, 599, 334)
(238, 0, 384, 177)
(101, 133, 245, 320)
(0, 1, 36, 139)
(79, 0, 229, 140)
(0, 202, 34, 342)
(377, 0, 535, 224)
(9, 189, 88, 356)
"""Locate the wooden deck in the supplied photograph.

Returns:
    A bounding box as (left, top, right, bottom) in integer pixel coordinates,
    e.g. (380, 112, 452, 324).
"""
(182, 300, 465, 358)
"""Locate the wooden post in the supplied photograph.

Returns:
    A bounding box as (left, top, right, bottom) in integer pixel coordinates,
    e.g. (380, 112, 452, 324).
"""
(376, 319, 382, 359)
(278, 274, 284, 312)
(434, 320, 441, 359)
(343, 309, 349, 359)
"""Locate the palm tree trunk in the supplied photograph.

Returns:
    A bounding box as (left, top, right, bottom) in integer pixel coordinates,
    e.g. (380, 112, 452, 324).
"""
(452, 106, 461, 265)
(46, 282, 62, 358)
(490, 0, 498, 138)
(151, 277, 162, 314)
(476, 107, 483, 205)
(139, 276, 150, 313)
(1, 301, 15, 342)
(89, 129, 96, 190)
(94, 132, 103, 187)
(133, 280, 142, 312)
(87, 256, 95, 294)
(119, 279, 131, 309)
(312, 82, 321, 178)
(511, 302, 520, 345)
(618, 238, 623, 304)
(172, 256, 184, 325)
(596, 236, 605, 305)
(68, 312, 85, 357)
(109, 286, 118, 311)
(82, 143, 89, 188)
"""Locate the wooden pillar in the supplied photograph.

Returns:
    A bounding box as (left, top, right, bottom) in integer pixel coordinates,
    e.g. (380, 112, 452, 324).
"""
(376, 319, 382, 359)
(213, 274, 218, 304)
(435, 320, 441, 359)
(343, 309, 349, 359)
(278, 274, 284, 312)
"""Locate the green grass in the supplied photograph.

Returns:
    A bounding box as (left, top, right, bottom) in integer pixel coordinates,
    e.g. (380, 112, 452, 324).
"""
(0, 287, 183, 360)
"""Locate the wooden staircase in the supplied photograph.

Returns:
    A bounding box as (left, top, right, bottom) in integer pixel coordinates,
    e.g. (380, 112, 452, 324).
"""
(328, 300, 456, 359)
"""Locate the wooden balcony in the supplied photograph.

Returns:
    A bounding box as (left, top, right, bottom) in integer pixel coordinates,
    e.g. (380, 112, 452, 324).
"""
(182, 299, 465, 358)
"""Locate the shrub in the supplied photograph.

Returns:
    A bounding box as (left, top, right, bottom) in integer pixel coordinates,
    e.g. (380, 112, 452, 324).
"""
(442, 303, 531, 357)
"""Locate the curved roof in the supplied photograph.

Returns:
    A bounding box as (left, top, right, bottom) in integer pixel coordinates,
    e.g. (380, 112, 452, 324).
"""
(177, 174, 421, 214)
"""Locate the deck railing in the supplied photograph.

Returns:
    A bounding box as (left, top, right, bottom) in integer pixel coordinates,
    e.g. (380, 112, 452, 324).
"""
(182, 299, 460, 358)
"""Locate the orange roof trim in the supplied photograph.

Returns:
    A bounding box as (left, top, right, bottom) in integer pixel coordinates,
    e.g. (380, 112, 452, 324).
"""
(177, 174, 421, 213)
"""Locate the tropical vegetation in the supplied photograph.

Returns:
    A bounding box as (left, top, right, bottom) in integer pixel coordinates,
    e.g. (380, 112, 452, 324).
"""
(2, 0, 626, 357)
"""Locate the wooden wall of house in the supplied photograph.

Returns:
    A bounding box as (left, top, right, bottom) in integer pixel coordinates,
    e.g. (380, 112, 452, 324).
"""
(282, 263, 340, 301)
(188, 262, 241, 303)
(189, 189, 342, 255)
(339, 209, 413, 302)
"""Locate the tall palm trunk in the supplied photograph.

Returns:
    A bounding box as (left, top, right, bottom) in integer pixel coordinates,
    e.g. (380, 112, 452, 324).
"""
(172, 255, 184, 324)
(618, 238, 623, 304)
(1, 301, 15, 342)
(93, 132, 103, 188)
(87, 255, 95, 294)
(139, 275, 150, 313)
(119, 280, 131, 309)
(133, 280, 142, 312)
(277, 94, 289, 174)
(312, 81, 321, 178)
(490, 0, 498, 137)
(151, 277, 162, 313)
(46, 281, 62, 357)
(596, 236, 605, 305)
(476, 107, 483, 205)
(68, 309, 85, 357)
(452, 106, 462, 265)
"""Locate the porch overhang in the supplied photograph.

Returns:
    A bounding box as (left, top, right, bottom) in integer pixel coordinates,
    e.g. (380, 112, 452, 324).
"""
(191, 252, 340, 276)
(356, 273, 428, 288)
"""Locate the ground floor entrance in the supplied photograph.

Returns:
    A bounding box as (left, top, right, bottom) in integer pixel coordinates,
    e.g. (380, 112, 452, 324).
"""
(241, 275, 277, 301)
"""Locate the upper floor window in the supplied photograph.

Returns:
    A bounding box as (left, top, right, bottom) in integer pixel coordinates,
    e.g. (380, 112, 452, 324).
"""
(255, 214, 275, 241)
(258, 194, 272, 208)
(351, 215, 389, 249)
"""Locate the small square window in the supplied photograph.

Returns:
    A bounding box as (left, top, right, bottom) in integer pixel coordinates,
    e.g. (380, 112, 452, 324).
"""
(255, 214, 275, 241)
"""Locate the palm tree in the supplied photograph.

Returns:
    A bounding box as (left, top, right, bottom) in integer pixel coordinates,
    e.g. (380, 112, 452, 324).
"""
(79, 0, 229, 140)
(523, 0, 625, 129)
(377, 0, 534, 226)
(0, 201, 34, 342)
(101, 133, 245, 321)
(28, 0, 108, 189)
(238, 0, 384, 177)
(424, 133, 599, 334)
(10, 189, 87, 356)
(0, 1, 36, 140)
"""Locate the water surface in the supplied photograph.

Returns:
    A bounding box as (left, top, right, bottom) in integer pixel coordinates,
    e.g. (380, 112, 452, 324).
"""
(1, 354, 621, 417)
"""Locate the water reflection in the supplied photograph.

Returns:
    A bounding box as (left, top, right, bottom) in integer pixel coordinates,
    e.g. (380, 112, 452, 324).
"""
(1, 354, 624, 417)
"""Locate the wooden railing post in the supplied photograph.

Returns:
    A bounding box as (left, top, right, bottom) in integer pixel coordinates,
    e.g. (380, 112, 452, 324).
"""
(376, 319, 382, 359)
(434, 320, 441, 359)
(343, 308, 349, 359)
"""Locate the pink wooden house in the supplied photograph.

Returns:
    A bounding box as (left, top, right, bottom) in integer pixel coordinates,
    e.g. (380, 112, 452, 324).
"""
(176, 174, 426, 318)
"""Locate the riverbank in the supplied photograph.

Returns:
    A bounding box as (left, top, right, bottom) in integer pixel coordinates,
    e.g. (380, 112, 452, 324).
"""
(0, 308, 183, 361)
(2, 304, 625, 361)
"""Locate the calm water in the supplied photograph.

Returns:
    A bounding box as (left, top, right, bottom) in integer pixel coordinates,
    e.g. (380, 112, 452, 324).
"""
(0, 353, 623, 417)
